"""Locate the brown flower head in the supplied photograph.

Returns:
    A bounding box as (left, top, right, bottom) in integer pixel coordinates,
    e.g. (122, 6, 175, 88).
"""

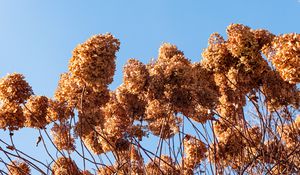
(102, 92, 131, 139)
(251, 29, 275, 49)
(82, 131, 104, 155)
(24, 95, 49, 128)
(47, 99, 73, 122)
(8, 161, 30, 175)
(226, 23, 259, 57)
(123, 58, 149, 94)
(0, 73, 33, 104)
(54, 73, 110, 111)
(0, 102, 24, 130)
(52, 157, 81, 175)
(69, 33, 120, 91)
(263, 33, 300, 84)
(183, 135, 207, 169)
(201, 33, 236, 73)
(51, 122, 75, 151)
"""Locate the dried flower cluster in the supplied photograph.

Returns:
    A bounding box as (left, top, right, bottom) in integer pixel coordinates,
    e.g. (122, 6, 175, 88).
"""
(68, 33, 120, 91)
(0, 73, 33, 104)
(8, 161, 30, 175)
(1, 24, 299, 174)
(183, 135, 207, 173)
(51, 122, 75, 151)
(24, 95, 49, 128)
(52, 157, 81, 175)
(263, 33, 300, 84)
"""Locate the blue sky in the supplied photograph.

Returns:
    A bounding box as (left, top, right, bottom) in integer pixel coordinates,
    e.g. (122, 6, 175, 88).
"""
(0, 0, 300, 173)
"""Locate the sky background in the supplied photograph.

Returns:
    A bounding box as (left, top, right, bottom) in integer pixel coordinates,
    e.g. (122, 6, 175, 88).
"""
(0, 0, 300, 174)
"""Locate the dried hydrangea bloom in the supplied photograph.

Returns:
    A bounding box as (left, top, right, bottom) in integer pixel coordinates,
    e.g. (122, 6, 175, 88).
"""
(263, 33, 300, 84)
(148, 117, 181, 139)
(0, 73, 33, 104)
(146, 43, 193, 103)
(251, 29, 275, 49)
(51, 122, 75, 151)
(210, 119, 262, 169)
(191, 63, 219, 108)
(286, 146, 300, 172)
(164, 85, 193, 114)
(69, 33, 120, 91)
(78, 87, 110, 111)
(123, 58, 149, 94)
(145, 155, 179, 175)
(47, 100, 73, 122)
(74, 108, 106, 139)
(82, 131, 104, 155)
(145, 99, 181, 138)
(179, 63, 218, 123)
(102, 93, 132, 139)
(74, 114, 98, 137)
(96, 133, 129, 153)
(0, 102, 24, 130)
(54, 73, 110, 111)
(208, 142, 245, 169)
(112, 144, 144, 175)
(96, 134, 115, 153)
(229, 55, 269, 94)
(145, 99, 171, 121)
(270, 164, 296, 175)
(156, 44, 192, 86)
(8, 161, 30, 175)
(213, 73, 243, 105)
(183, 104, 214, 123)
(158, 43, 184, 62)
(183, 135, 207, 170)
(116, 85, 146, 120)
(203, 31, 270, 99)
(52, 157, 81, 175)
(23, 95, 49, 128)
(54, 73, 81, 108)
(201, 33, 237, 73)
(145, 68, 165, 100)
(127, 125, 147, 141)
(226, 23, 259, 57)
(261, 70, 299, 111)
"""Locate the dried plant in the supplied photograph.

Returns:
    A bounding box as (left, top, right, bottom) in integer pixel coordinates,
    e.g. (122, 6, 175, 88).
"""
(0, 25, 299, 175)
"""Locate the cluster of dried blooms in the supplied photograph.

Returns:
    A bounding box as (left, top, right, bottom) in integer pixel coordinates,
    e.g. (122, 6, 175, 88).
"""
(7, 161, 30, 175)
(0, 24, 299, 174)
(263, 33, 300, 84)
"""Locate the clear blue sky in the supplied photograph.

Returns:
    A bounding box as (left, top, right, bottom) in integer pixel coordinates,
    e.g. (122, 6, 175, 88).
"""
(0, 0, 299, 173)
